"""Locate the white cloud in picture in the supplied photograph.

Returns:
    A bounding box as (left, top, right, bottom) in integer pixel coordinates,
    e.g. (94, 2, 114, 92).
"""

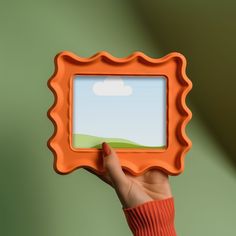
(92, 77, 133, 96)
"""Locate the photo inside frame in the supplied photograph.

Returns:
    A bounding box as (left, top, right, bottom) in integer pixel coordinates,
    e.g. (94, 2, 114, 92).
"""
(72, 75, 166, 149)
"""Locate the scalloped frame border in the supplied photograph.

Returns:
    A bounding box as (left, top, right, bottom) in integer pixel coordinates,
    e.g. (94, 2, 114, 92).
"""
(47, 51, 192, 176)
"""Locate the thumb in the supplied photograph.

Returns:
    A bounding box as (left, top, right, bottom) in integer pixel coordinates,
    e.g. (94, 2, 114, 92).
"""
(102, 142, 129, 189)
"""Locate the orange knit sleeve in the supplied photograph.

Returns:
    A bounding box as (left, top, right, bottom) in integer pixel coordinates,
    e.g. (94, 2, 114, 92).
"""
(123, 197, 177, 236)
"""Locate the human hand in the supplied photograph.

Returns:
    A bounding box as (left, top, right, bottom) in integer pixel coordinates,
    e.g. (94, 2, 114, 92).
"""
(86, 142, 172, 209)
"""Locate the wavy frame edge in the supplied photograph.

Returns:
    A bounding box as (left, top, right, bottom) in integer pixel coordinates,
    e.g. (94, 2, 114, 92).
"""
(47, 51, 192, 176)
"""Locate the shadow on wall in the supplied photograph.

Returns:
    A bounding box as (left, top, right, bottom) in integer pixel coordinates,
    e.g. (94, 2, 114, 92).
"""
(131, 0, 236, 168)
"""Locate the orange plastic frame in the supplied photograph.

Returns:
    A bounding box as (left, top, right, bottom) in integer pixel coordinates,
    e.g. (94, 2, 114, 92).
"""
(48, 51, 192, 176)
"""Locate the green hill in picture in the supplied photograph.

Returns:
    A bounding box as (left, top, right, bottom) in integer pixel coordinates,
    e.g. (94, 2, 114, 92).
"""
(73, 133, 164, 149)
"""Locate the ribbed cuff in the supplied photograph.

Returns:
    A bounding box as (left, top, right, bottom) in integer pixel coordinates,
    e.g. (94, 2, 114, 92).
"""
(123, 197, 177, 236)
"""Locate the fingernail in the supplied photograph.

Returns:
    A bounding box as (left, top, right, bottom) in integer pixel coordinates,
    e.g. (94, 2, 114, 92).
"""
(102, 142, 111, 156)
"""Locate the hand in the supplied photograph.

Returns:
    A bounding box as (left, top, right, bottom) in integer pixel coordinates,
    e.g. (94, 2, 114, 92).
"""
(85, 142, 172, 209)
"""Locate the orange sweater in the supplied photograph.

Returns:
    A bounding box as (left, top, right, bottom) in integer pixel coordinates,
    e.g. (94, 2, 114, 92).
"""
(123, 197, 176, 236)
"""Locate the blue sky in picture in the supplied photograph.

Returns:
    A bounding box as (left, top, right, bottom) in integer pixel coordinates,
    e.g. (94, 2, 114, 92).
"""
(73, 76, 166, 147)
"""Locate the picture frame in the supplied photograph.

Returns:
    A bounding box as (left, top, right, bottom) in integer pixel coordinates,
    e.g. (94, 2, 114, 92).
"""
(47, 51, 192, 175)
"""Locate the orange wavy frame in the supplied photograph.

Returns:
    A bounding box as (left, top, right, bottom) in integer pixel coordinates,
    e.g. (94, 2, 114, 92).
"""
(48, 51, 192, 176)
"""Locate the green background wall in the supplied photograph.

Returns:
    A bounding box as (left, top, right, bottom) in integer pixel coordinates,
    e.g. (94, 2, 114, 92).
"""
(1, 0, 235, 235)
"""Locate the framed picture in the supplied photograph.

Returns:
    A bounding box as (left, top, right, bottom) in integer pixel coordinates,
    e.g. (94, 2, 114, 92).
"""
(48, 51, 192, 175)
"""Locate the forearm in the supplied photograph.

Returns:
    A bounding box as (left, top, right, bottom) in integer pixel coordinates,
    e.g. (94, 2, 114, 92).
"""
(123, 197, 177, 236)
